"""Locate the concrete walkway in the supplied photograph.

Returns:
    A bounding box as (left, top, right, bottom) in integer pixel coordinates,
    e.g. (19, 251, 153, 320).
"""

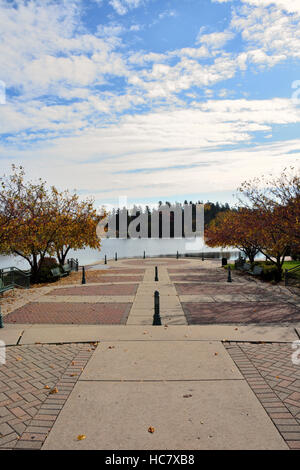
(0, 257, 299, 450)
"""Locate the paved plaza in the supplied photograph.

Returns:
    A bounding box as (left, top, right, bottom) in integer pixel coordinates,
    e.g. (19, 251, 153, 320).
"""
(0, 257, 300, 449)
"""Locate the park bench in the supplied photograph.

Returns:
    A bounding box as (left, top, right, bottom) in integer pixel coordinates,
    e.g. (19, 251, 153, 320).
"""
(242, 263, 251, 271)
(247, 265, 263, 276)
(51, 267, 68, 279)
(62, 264, 71, 275)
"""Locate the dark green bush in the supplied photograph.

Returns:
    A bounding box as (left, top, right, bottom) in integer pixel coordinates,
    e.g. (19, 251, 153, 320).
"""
(34, 257, 60, 283)
(260, 264, 282, 282)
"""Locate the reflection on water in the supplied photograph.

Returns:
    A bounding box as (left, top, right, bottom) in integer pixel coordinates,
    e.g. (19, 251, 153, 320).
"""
(0, 238, 263, 270)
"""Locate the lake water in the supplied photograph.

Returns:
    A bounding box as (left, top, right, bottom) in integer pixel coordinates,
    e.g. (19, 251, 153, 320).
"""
(0, 237, 260, 270)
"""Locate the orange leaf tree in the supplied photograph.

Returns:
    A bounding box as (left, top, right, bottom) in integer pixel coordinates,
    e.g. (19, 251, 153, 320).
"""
(50, 190, 102, 266)
(238, 167, 300, 275)
(0, 166, 102, 282)
(205, 208, 260, 263)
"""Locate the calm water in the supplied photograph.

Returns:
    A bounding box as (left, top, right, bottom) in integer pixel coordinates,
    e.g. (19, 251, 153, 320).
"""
(0, 238, 257, 270)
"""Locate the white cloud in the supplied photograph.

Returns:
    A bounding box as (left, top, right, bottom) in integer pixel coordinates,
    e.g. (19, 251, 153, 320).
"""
(197, 31, 235, 48)
(1, 98, 300, 200)
(109, 0, 144, 15)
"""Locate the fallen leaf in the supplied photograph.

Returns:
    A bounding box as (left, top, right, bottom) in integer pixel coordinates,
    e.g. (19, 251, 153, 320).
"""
(148, 426, 155, 434)
(183, 394, 192, 398)
(108, 346, 115, 349)
(214, 352, 218, 356)
(77, 435, 86, 441)
(49, 387, 58, 394)
(44, 385, 50, 390)
(70, 373, 77, 377)
(16, 357, 22, 361)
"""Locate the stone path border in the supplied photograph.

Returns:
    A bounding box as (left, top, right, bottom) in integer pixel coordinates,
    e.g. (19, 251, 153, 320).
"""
(225, 342, 300, 450)
(0, 343, 95, 450)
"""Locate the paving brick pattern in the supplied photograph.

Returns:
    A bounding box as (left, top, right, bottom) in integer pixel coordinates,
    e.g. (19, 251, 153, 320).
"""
(182, 302, 300, 324)
(4, 302, 132, 325)
(47, 284, 139, 296)
(85, 268, 145, 274)
(175, 283, 274, 295)
(171, 275, 235, 283)
(83, 274, 143, 283)
(225, 342, 300, 449)
(0, 343, 95, 449)
(124, 259, 190, 265)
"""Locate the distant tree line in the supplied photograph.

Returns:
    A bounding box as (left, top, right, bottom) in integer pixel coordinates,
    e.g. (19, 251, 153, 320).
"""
(107, 201, 231, 238)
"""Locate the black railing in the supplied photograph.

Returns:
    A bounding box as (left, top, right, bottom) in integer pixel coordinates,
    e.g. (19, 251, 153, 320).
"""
(284, 264, 300, 287)
(0, 267, 31, 290)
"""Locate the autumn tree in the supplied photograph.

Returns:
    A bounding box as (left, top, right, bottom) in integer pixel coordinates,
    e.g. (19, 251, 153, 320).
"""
(0, 166, 102, 282)
(238, 167, 300, 276)
(205, 209, 260, 263)
(50, 190, 101, 266)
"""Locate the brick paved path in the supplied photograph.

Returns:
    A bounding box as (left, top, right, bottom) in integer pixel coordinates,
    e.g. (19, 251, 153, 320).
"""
(0, 343, 95, 449)
(182, 302, 300, 324)
(47, 284, 139, 296)
(4, 302, 132, 325)
(225, 342, 300, 449)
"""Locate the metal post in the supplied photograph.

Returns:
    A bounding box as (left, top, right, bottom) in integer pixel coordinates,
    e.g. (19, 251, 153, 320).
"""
(202, 253, 204, 261)
(155, 266, 158, 282)
(76, 259, 79, 272)
(176, 251, 179, 259)
(104, 255, 107, 265)
(227, 265, 232, 283)
(153, 291, 161, 325)
(115, 252, 117, 261)
(0, 307, 3, 328)
(82, 266, 86, 285)
(143, 251, 145, 259)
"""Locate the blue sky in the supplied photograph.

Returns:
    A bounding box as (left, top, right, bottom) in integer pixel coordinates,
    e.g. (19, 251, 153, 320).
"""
(0, 0, 300, 210)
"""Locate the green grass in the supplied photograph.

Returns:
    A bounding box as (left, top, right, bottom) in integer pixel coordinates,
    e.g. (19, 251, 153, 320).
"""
(282, 261, 300, 271)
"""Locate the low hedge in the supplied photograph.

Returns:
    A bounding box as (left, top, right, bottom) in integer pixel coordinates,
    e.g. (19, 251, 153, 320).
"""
(35, 257, 60, 283)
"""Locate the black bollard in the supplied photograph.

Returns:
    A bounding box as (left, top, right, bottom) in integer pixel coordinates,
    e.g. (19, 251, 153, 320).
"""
(115, 252, 118, 261)
(153, 291, 161, 325)
(0, 308, 3, 328)
(227, 265, 232, 283)
(202, 253, 204, 261)
(76, 258, 79, 272)
(155, 266, 158, 281)
(176, 251, 179, 259)
(104, 255, 107, 265)
(143, 251, 145, 259)
(82, 266, 86, 285)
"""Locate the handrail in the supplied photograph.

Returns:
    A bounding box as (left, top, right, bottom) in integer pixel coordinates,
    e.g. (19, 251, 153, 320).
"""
(284, 264, 300, 286)
(285, 264, 300, 273)
(0, 266, 31, 276)
(0, 266, 31, 289)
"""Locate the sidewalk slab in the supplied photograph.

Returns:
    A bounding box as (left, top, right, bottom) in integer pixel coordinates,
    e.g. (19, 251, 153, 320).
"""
(42, 381, 288, 450)
(80, 341, 241, 381)
(15, 324, 299, 345)
(0, 324, 26, 345)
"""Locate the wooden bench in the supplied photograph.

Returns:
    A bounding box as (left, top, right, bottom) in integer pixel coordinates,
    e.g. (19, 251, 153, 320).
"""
(247, 265, 263, 276)
(50, 267, 68, 279)
(242, 263, 251, 271)
(62, 264, 71, 275)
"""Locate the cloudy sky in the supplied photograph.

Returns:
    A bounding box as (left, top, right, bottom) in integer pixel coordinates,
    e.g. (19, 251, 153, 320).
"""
(0, 0, 300, 209)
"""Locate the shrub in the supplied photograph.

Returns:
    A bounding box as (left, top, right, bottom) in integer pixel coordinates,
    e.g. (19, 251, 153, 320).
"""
(260, 264, 282, 282)
(34, 257, 60, 283)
